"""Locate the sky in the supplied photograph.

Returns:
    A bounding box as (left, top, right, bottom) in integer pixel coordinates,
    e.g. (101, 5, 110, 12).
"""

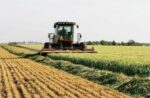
(0, 0, 150, 43)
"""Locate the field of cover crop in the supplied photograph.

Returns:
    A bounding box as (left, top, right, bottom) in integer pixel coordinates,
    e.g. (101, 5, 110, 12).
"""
(0, 47, 131, 98)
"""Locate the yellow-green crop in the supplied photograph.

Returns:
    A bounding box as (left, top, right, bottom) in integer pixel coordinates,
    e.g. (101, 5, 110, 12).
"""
(48, 45, 150, 76)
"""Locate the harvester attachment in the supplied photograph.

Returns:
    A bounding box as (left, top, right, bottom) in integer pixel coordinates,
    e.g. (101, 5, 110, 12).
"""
(39, 43, 97, 56)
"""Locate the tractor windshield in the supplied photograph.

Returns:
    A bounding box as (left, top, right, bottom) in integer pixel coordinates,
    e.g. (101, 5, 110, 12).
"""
(57, 25, 73, 40)
(58, 26, 72, 32)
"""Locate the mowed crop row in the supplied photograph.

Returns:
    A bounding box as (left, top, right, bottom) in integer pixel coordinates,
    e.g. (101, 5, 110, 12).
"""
(0, 47, 131, 98)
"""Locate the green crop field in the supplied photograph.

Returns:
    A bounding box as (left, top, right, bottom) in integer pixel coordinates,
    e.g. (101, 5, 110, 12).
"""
(48, 46, 150, 76)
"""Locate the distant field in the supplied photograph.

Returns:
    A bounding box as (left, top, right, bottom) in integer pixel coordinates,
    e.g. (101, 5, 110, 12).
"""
(19, 44, 43, 50)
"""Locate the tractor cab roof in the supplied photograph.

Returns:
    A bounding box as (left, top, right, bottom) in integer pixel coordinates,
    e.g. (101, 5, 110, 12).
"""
(54, 22, 76, 28)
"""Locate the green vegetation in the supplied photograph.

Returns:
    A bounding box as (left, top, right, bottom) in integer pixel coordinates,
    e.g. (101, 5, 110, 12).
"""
(86, 40, 141, 46)
(118, 77, 150, 97)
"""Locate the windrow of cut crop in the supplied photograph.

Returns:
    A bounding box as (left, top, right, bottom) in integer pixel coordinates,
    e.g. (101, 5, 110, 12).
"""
(117, 77, 150, 97)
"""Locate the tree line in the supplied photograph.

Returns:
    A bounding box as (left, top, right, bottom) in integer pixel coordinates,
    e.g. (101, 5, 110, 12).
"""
(86, 40, 148, 46)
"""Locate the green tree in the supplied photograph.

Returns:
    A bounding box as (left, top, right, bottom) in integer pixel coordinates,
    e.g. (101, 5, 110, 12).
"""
(127, 40, 136, 45)
(112, 40, 116, 45)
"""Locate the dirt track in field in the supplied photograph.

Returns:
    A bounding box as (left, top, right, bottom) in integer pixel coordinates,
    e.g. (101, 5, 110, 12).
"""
(0, 47, 131, 98)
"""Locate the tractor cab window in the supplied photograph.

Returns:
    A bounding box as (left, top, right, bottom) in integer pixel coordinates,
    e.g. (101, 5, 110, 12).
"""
(57, 25, 73, 40)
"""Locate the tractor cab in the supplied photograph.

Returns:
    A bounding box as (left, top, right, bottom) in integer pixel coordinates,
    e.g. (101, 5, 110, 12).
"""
(54, 22, 76, 44)
(48, 22, 78, 45)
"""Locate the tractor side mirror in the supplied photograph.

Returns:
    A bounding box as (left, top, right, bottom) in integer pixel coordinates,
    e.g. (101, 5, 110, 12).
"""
(77, 33, 82, 43)
(48, 33, 55, 43)
(48, 33, 54, 39)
